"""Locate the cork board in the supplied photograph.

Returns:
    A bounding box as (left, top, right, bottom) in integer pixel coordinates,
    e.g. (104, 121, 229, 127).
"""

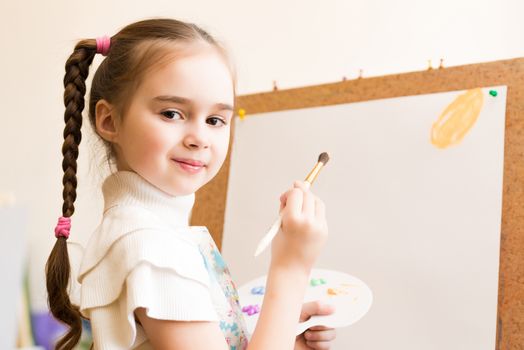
(190, 58, 524, 349)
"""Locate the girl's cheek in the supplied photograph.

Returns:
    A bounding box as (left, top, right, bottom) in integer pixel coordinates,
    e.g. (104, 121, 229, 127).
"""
(144, 126, 172, 150)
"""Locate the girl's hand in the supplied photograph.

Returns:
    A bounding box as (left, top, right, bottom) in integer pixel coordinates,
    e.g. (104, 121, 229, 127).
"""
(271, 180, 328, 274)
(295, 301, 337, 350)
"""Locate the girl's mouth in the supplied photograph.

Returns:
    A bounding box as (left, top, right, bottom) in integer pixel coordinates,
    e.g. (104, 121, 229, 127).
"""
(172, 159, 205, 174)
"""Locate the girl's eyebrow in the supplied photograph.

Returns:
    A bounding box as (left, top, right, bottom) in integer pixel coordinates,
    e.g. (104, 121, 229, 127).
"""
(153, 95, 234, 111)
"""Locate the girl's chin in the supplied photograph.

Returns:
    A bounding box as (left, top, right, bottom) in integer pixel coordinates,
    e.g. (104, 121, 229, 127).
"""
(168, 181, 207, 196)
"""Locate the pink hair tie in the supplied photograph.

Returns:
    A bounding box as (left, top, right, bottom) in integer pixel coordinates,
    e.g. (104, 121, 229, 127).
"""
(96, 35, 111, 56)
(54, 216, 71, 239)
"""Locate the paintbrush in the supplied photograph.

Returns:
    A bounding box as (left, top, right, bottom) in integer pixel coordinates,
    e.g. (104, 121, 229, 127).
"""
(254, 152, 330, 257)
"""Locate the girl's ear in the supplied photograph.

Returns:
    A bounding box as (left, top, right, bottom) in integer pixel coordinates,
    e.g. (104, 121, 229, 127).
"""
(95, 99, 119, 143)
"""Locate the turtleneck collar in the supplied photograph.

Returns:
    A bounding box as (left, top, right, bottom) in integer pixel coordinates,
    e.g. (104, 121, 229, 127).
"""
(102, 170, 195, 228)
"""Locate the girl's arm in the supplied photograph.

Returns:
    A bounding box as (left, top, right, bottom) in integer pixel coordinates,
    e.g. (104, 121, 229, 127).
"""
(134, 308, 229, 350)
(249, 179, 329, 349)
(247, 264, 310, 349)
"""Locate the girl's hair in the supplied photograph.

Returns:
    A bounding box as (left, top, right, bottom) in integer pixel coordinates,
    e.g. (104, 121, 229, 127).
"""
(45, 18, 236, 350)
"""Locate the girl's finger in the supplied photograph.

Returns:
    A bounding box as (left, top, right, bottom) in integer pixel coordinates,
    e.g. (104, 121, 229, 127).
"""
(291, 180, 314, 217)
(302, 190, 315, 217)
(294, 180, 311, 191)
(305, 340, 332, 350)
(279, 180, 301, 212)
(307, 325, 335, 331)
(279, 192, 287, 212)
(305, 328, 337, 342)
(282, 187, 303, 216)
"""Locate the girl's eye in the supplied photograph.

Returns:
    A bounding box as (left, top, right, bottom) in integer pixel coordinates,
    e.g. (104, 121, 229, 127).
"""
(161, 110, 183, 120)
(207, 116, 227, 127)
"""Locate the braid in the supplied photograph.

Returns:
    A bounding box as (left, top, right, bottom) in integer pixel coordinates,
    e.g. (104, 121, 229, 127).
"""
(62, 44, 93, 216)
(46, 41, 96, 350)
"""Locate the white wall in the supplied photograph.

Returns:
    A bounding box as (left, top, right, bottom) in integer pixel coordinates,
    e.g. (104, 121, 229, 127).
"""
(0, 0, 522, 327)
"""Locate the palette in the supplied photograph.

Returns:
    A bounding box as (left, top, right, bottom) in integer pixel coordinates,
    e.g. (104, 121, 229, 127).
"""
(237, 268, 373, 336)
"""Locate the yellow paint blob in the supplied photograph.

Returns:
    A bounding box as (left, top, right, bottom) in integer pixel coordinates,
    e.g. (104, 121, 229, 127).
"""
(327, 285, 351, 296)
(327, 288, 339, 296)
(431, 88, 484, 149)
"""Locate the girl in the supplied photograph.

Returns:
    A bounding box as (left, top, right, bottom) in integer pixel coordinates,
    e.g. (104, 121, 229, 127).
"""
(46, 18, 335, 350)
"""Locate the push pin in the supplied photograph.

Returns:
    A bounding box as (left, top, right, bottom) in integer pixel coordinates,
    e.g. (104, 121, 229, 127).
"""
(358, 69, 363, 79)
(238, 108, 246, 120)
(342, 76, 347, 81)
(438, 58, 444, 69)
(427, 59, 433, 71)
(273, 80, 278, 91)
(489, 90, 498, 97)
(251, 286, 265, 295)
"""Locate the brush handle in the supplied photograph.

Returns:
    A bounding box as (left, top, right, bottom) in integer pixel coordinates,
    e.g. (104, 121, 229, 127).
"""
(254, 213, 283, 256)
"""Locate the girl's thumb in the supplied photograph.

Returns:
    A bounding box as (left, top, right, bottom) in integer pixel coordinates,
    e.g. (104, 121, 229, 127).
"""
(299, 301, 336, 321)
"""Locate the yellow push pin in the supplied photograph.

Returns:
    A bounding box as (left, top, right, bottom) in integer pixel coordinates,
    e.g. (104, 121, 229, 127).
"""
(238, 108, 246, 120)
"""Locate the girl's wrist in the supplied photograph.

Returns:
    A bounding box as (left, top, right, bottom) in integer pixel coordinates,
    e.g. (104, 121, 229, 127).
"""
(269, 261, 311, 284)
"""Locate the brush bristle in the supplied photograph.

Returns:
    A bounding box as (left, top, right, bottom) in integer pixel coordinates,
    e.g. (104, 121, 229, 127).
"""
(318, 152, 330, 165)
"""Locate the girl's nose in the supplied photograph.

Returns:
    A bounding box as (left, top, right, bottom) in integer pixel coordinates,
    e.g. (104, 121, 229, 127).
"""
(183, 121, 210, 149)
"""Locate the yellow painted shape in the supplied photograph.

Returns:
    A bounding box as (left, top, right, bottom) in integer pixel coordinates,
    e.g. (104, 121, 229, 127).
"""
(431, 88, 484, 149)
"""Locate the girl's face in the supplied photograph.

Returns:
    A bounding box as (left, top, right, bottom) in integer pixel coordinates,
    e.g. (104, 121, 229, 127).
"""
(112, 47, 234, 196)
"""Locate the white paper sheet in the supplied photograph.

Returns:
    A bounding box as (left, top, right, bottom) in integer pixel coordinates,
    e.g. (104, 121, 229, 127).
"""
(222, 86, 506, 350)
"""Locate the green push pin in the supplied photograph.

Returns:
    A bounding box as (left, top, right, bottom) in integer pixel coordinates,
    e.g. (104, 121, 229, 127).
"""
(489, 90, 498, 97)
(319, 278, 327, 284)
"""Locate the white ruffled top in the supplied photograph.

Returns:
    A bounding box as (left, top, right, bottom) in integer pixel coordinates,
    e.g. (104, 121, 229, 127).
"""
(77, 171, 229, 349)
